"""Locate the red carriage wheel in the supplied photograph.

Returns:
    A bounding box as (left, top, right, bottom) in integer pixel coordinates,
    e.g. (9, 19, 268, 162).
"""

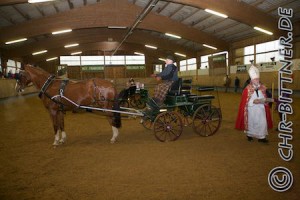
(192, 104, 222, 137)
(141, 115, 153, 130)
(120, 100, 129, 108)
(153, 111, 183, 142)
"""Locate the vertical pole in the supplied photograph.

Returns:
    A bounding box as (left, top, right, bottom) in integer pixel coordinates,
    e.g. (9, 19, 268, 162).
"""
(271, 82, 274, 122)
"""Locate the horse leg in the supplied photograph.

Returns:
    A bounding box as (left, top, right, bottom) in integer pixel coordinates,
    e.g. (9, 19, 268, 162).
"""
(49, 108, 66, 146)
(50, 110, 60, 146)
(111, 125, 119, 144)
(58, 110, 67, 144)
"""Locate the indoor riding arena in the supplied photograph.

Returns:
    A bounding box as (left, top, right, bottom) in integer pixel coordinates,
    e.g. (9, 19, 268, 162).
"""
(0, 1, 299, 200)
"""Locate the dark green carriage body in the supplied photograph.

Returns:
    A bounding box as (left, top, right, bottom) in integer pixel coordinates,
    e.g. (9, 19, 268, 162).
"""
(141, 82, 222, 141)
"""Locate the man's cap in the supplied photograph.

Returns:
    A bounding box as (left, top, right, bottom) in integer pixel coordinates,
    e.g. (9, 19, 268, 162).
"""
(166, 55, 175, 62)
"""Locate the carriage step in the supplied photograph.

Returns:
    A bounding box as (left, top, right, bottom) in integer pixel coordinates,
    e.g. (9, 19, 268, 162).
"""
(165, 95, 187, 105)
(188, 95, 215, 102)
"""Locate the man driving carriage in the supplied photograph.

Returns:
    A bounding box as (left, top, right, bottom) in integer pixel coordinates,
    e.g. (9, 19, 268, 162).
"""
(148, 55, 178, 110)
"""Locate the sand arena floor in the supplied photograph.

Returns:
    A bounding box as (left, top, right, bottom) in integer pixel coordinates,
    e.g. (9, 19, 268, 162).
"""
(0, 92, 299, 200)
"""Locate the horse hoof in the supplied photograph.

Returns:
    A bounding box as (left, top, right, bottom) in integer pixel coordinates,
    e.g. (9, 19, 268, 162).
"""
(53, 140, 60, 146)
(110, 139, 116, 144)
(59, 139, 66, 144)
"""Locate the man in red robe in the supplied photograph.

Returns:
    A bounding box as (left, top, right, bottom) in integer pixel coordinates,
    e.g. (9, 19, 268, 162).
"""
(235, 65, 273, 143)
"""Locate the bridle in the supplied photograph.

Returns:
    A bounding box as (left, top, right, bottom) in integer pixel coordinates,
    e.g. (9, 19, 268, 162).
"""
(15, 70, 33, 93)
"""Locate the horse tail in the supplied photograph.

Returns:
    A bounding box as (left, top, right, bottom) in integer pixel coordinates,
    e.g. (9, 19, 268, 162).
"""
(112, 90, 126, 128)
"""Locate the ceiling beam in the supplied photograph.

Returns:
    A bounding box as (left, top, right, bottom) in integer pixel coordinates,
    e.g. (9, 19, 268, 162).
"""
(3, 28, 197, 62)
(0, 0, 27, 6)
(168, 0, 283, 37)
(0, 0, 228, 53)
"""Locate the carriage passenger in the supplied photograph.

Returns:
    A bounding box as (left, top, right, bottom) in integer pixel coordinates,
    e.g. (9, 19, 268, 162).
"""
(148, 55, 178, 109)
(123, 78, 137, 99)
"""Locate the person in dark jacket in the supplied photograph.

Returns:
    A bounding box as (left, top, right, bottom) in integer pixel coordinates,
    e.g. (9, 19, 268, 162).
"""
(148, 55, 178, 108)
(234, 76, 240, 93)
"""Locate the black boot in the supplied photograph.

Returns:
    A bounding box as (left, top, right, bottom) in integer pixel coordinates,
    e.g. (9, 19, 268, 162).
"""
(258, 138, 269, 143)
(247, 136, 253, 142)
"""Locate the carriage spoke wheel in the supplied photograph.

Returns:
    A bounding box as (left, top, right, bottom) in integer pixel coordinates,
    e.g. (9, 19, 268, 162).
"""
(178, 109, 193, 127)
(141, 115, 153, 130)
(192, 104, 221, 137)
(130, 94, 146, 109)
(153, 111, 183, 142)
(120, 100, 129, 108)
(135, 99, 146, 109)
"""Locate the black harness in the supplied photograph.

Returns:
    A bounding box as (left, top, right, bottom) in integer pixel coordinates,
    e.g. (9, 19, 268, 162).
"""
(38, 75, 56, 98)
(38, 75, 70, 112)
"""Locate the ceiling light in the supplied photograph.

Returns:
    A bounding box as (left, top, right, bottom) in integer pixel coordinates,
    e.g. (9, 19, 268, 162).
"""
(32, 50, 47, 55)
(46, 57, 58, 61)
(71, 51, 82, 55)
(134, 52, 144, 56)
(52, 29, 72, 35)
(254, 26, 273, 35)
(203, 44, 217, 50)
(159, 58, 166, 61)
(175, 52, 186, 57)
(145, 44, 157, 49)
(108, 26, 127, 29)
(5, 38, 27, 45)
(28, 0, 55, 3)
(64, 43, 79, 48)
(165, 33, 181, 39)
(205, 9, 228, 18)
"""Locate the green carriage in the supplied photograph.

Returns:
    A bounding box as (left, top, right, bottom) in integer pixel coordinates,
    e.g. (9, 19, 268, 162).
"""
(141, 79, 222, 142)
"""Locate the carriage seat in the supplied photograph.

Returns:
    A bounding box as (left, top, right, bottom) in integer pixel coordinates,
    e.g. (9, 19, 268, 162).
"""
(197, 86, 215, 92)
(167, 78, 182, 96)
(187, 95, 215, 102)
(181, 79, 192, 96)
(167, 78, 194, 96)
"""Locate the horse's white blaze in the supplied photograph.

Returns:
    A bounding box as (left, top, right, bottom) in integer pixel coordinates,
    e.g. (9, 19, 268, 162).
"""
(59, 131, 67, 143)
(53, 130, 60, 146)
(110, 126, 119, 143)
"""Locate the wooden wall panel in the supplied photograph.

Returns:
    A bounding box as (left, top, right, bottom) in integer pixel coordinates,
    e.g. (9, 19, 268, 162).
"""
(208, 54, 227, 76)
(104, 66, 126, 79)
(126, 70, 146, 78)
(67, 66, 81, 80)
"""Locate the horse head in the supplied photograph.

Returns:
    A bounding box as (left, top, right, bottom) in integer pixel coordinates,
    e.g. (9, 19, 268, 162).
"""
(15, 69, 32, 93)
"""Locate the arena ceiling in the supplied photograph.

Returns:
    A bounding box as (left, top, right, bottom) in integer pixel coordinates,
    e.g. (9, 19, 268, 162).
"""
(0, 0, 299, 64)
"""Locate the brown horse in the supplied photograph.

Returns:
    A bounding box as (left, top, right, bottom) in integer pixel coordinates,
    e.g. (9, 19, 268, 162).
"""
(16, 64, 122, 145)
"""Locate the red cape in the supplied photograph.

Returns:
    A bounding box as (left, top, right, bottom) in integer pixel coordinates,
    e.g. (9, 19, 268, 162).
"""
(235, 85, 273, 130)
